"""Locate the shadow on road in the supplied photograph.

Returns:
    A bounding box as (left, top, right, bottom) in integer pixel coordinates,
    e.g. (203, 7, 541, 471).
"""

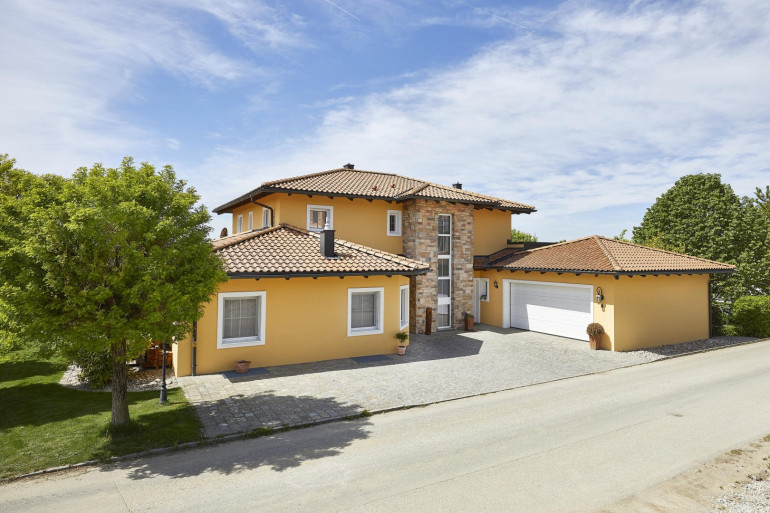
(113, 393, 372, 481)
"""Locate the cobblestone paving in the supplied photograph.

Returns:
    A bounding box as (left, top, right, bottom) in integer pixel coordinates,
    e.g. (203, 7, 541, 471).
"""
(180, 326, 678, 438)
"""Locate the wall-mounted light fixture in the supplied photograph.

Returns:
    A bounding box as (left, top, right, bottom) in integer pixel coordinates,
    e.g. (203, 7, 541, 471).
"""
(493, 280, 499, 289)
(595, 287, 604, 304)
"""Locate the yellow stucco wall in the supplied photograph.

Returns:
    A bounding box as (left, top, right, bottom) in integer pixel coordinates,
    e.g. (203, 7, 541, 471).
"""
(473, 270, 709, 351)
(231, 194, 403, 254)
(473, 209, 513, 255)
(613, 274, 710, 351)
(174, 274, 410, 376)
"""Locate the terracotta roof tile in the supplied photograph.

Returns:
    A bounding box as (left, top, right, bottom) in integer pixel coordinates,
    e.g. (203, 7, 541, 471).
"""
(214, 168, 535, 213)
(214, 224, 430, 277)
(483, 235, 734, 274)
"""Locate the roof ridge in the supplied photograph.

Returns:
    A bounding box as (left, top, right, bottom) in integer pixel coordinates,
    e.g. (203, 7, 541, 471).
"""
(593, 235, 622, 271)
(261, 168, 345, 188)
(598, 235, 734, 268)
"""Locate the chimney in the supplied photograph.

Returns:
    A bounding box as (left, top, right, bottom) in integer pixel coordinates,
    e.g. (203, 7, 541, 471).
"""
(343, 163, 355, 169)
(320, 220, 336, 258)
(452, 182, 462, 189)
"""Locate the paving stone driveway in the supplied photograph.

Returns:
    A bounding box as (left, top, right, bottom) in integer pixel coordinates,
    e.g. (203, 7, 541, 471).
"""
(179, 326, 662, 438)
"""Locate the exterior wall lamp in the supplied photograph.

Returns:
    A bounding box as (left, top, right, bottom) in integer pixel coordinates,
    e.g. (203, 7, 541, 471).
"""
(595, 287, 604, 304)
(493, 280, 498, 288)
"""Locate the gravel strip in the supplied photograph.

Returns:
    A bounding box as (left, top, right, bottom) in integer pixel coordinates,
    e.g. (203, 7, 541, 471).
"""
(58, 364, 178, 392)
(710, 476, 770, 513)
(628, 336, 759, 361)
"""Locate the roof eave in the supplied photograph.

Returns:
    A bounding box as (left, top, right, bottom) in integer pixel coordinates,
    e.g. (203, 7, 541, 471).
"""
(226, 268, 430, 279)
(478, 267, 734, 275)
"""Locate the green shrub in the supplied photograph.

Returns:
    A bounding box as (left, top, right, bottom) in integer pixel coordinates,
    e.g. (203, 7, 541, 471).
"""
(62, 347, 113, 388)
(731, 296, 770, 338)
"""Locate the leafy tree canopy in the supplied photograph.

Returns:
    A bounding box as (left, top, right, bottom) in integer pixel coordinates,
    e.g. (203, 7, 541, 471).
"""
(632, 173, 770, 303)
(0, 156, 227, 424)
(510, 228, 538, 242)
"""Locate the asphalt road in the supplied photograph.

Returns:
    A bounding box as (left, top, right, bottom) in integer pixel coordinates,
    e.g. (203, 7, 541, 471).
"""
(2, 341, 770, 513)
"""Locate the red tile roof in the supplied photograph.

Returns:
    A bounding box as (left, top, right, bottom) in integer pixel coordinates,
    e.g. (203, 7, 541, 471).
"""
(213, 167, 535, 214)
(481, 236, 735, 275)
(214, 224, 430, 277)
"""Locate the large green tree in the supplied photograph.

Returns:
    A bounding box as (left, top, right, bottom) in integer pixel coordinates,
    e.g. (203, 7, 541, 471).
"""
(632, 173, 770, 304)
(0, 156, 227, 425)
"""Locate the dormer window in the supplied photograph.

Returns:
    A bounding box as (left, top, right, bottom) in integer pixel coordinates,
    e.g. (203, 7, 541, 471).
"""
(387, 210, 402, 236)
(307, 205, 333, 232)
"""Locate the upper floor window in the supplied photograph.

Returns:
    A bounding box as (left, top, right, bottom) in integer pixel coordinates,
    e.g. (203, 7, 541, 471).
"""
(399, 284, 409, 329)
(236, 214, 243, 234)
(307, 205, 333, 232)
(248, 211, 254, 231)
(387, 210, 402, 236)
(262, 208, 271, 228)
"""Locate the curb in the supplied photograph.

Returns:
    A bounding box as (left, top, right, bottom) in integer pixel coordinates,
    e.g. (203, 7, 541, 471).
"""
(6, 336, 768, 484)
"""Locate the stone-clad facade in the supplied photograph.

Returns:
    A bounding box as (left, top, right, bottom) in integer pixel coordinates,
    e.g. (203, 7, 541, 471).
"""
(403, 199, 475, 333)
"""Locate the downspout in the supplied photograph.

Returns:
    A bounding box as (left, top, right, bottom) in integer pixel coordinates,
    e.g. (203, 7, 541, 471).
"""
(708, 278, 713, 338)
(191, 321, 197, 376)
(249, 195, 274, 228)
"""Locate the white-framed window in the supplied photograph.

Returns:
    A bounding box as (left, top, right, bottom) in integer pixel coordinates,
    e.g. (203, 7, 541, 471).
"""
(387, 210, 402, 236)
(437, 214, 452, 329)
(348, 287, 384, 336)
(236, 214, 243, 234)
(307, 205, 333, 232)
(248, 211, 254, 231)
(217, 291, 266, 348)
(476, 278, 489, 302)
(399, 284, 409, 330)
(262, 208, 271, 228)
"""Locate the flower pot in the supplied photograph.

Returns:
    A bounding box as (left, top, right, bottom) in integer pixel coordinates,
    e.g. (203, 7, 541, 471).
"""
(589, 335, 600, 350)
(397, 345, 407, 356)
(234, 360, 251, 373)
(464, 316, 474, 331)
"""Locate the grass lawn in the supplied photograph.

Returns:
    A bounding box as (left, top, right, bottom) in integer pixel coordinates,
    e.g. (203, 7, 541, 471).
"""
(0, 349, 202, 480)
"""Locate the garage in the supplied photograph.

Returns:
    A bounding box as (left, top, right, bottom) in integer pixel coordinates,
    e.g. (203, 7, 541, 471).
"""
(507, 280, 593, 341)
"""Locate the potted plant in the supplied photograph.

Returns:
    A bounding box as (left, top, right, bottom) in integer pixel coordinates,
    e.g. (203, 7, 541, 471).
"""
(463, 312, 474, 331)
(394, 330, 409, 356)
(586, 323, 604, 350)
(234, 360, 251, 373)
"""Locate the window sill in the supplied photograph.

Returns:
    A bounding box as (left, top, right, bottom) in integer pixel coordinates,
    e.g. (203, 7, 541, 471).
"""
(217, 337, 264, 349)
(399, 323, 409, 330)
(387, 232, 401, 237)
(348, 328, 383, 337)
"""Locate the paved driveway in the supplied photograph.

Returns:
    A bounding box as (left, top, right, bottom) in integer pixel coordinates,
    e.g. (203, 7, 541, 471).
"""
(179, 326, 662, 438)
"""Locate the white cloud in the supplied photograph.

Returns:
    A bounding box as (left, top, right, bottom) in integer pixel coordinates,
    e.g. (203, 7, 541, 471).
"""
(197, 0, 770, 240)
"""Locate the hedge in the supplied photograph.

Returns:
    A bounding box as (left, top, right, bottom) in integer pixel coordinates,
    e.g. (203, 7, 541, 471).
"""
(730, 295, 770, 338)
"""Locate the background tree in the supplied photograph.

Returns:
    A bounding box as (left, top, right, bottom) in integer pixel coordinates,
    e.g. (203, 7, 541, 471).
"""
(510, 228, 538, 242)
(756, 185, 770, 217)
(0, 157, 227, 426)
(632, 173, 770, 305)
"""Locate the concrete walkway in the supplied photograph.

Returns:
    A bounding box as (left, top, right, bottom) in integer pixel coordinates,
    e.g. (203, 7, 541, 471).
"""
(179, 326, 661, 437)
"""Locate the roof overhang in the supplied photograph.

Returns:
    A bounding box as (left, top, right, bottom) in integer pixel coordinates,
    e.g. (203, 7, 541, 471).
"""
(227, 268, 430, 279)
(477, 266, 735, 276)
(213, 187, 536, 214)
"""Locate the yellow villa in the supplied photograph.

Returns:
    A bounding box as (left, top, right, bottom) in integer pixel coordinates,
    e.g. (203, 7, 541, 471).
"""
(172, 164, 734, 377)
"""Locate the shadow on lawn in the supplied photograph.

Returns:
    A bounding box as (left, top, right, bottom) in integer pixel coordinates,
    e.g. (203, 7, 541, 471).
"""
(0, 359, 66, 384)
(115, 392, 371, 480)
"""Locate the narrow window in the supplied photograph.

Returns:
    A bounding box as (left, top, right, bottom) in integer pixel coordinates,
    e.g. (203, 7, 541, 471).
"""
(399, 284, 409, 329)
(387, 210, 402, 236)
(348, 287, 384, 336)
(236, 214, 243, 234)
(248, 211, 253, 231)
(217, 291, 266, 348)
(307, 205, 333, 232)
(262, 208, 271, 228)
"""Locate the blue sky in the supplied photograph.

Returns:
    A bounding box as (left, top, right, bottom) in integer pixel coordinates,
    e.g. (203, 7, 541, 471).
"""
(2, 0, 769, 241)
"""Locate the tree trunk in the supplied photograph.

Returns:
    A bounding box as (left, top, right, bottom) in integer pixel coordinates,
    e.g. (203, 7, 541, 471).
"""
(111, 340, 130, 426)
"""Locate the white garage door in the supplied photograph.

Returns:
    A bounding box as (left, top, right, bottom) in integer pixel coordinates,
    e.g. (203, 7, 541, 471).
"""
(509, 281, 592, 341)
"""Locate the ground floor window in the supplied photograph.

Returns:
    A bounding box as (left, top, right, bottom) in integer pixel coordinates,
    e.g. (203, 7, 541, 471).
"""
(399, 284, 409, 329)
(348, 287, 384, 336)
(217, 291, 266, 348)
